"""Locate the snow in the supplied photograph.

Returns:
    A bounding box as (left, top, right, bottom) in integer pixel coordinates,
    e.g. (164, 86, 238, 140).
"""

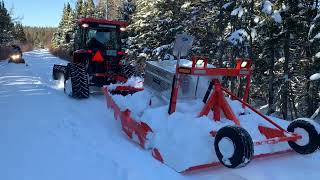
(271, 11, 282, 23)
(294, 128, 309, 146)
(1, 49, 320, 180)
(231, 6, 244, 18)
(262, 0, 273, 15)
(310, 73, 320, 81)
(223, 2, 234, 9)
(314, 33, 320, 39)
(107, 76, 143, 90)
(218, 137, 235, 159)
(228, 29, 249, 45)
(181, 2, 191, 9)
(153, 44, 172, 56)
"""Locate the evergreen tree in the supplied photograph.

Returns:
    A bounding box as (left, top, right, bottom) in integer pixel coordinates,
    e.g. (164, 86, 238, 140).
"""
(81, 1, 88, 18)
(121, 0, 136, 21)
(87, 0, 95, 18)
(96, 0, 107, 19)
(13, 23, 27, 43)
(75, 0, 83, 19)
(0, 0, 14, 45)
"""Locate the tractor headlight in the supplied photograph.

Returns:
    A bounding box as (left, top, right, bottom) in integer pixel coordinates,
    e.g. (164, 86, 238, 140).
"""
(11, 54, 21, 60)
(82, 23, 89, 28)
(196, 59, 204, 66)
(241, 61, 248, 68)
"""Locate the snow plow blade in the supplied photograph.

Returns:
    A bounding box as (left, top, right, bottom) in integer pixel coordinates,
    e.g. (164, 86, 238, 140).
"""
(102, 35, 319, 171)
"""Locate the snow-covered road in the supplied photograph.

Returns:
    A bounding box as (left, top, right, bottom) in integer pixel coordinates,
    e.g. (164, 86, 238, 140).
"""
(0, 49, 319, 180)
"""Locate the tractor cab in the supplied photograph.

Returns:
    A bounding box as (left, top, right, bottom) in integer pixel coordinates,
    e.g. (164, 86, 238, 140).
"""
(73, 18, 127, 52)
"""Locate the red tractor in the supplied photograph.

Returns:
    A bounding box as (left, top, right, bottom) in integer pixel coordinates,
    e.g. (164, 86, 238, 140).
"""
(52, 18, 135, 98)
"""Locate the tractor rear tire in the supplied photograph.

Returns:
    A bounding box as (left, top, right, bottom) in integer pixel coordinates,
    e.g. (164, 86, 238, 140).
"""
(64, 63, 89, 99)
(287, 119, 319, 154)
(214, 126, 254, 168)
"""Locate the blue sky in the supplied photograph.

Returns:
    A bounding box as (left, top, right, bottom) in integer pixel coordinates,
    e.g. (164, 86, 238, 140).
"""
(4, 0, 75, 27)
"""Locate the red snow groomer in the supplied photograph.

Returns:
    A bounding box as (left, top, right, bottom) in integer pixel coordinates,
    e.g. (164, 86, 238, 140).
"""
(52, 18, 135, 99)
(103, 34, 320, 172)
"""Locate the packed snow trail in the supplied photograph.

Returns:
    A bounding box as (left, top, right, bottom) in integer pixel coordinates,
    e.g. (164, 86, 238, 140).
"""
(0, 49, 319, 180)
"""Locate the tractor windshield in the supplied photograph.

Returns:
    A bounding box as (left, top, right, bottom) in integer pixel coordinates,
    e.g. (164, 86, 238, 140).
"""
(86, 28, 119, 50)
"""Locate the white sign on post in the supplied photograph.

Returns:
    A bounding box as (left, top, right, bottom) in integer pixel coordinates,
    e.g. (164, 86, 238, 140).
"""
(173, 33, 194, 57)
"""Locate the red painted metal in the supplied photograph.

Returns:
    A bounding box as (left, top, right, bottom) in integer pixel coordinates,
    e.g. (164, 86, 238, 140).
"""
(114, 86, 144, 92)
(78, 18, 129, 27)
(152, 148, 164, 163)
(199, 79, 240, 125)
(258, 126, 286, 139)
(221, 87, 286, 132)
(183, 149, 294, 173)
(117, 51, 127, 55)
(114, 75, 128, 83)
(254, 136, 300, 146)
(92, 50, 104, 62)
(103, 87, 153, 149)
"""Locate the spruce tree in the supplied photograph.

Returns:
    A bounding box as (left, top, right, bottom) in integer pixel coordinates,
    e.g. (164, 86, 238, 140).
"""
(81, 1, 88, 18)
(87, 0, 95, 18)
(121, 0, 136, 21)
(0, 0, 14, 45)
(13, 23, 27, 43)
(96, 0, 107, 19)
(75, 0, 83, 19)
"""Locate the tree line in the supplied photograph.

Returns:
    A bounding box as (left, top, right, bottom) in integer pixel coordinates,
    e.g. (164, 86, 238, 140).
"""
(51, 0, 320, 120)
(24, 27, 56, 48)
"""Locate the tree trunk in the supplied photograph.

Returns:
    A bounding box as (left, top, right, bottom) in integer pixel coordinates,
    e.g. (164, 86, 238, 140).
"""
(267, 44, 275, 115)
(282, 18, 290, 120)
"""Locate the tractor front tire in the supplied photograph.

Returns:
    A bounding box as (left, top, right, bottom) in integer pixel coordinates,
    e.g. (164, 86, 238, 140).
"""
(287, 119, 319, 154)
(214, 126, 254, 168)
(64, 63, 89, 99)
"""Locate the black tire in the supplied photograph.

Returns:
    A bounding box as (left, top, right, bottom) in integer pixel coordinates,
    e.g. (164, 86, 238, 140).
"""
(214, 126, 254, 168)
(318, 134, 320, 150)
(287, 119, 319, 154)
(64, 63, 89, 99)
(53, 65, 67, 80)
